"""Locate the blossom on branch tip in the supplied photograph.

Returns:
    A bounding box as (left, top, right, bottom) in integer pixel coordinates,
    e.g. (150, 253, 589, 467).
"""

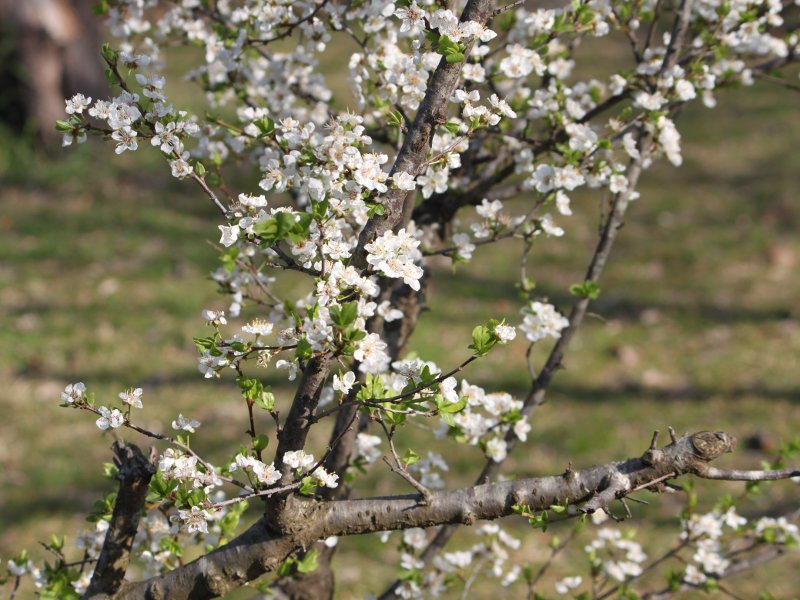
(172, 414, 200, 433)
(365, 228, 423, 290)
(230, 453, 280, 485)
(354, 333, 390, 374)
(313, 467, 339, 488)
(242, 319, 273, 337)
(119, 387, 144, 408)
(485, 437, 508, 462)
(493, 324, 516, 342)
(60, 382, 86, 404)
(202, 309, 227, 325)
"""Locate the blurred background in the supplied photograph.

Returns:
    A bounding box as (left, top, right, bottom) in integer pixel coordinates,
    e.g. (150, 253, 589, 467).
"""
(1, 1, 799, 597)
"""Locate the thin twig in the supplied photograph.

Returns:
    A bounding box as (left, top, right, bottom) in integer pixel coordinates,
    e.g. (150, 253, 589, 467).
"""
(378, 420, 432, 504)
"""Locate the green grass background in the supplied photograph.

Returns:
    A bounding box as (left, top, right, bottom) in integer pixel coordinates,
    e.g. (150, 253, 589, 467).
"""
(1, 33, 799, 599)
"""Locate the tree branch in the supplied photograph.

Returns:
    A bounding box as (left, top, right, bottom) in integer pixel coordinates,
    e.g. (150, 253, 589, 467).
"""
(106, 431, 798, 600)
(274, 353, 334, 482)
(352, 0, 498, 268)
(83, 442, 157, 598)
(379, 132, 656, 597)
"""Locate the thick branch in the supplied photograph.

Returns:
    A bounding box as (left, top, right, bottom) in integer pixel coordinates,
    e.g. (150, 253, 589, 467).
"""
(274, 353, 333, 481)
(268, 0, 497, 499)
(107, 431, 799, 600)
(83, 442, 157, 598)
(351, 0, 498, 268)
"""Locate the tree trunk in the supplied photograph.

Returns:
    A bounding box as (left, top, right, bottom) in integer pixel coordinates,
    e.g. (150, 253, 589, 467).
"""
(0, 0, 106, 147)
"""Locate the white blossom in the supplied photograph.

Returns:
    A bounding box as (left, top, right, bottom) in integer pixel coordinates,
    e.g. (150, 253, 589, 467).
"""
(555, 576, 583, 594)
(494, 324, 516, 342)
(392, 171, 417, 190)
(355, 433, 382, 463)
(520, 302, 569, 342)
(65, 93, 92, 114)
(178, 506, 210, 534)
(283, 450, 315, 471)
(485, 437, 508, 462)
(111, 126, 138, 154)
(172, 414, 201, 433)
(118, 387, 144, 408)
(96, 406, 124, 430)
(60, 382, 86, 404)
(333, 371, 357, 394)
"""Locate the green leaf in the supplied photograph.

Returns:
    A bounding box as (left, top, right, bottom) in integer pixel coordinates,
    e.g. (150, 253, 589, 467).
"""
(445, 52, 465, 63)
(468, 324, 495, 357)
(439, 410, 456, 428)
(298, 476, 318, 496)
(331, 301, 359, 328)
(55, 120, 74, 132)
(312, 199, 330, 220)
(275, 212, 297, 238)
(49, 534, 65, 552)
(254, 389, 275, 411)
(194, 162, 206, 177)
(277, 557, 295, 578)
(569, 281, 601, 300)
(92, 1, 110, 15)
(102, 462, 119, 479)
(296, 548, 319, 574)
(252, 434, 269, 452)
(357, 374, 386, 401)
(253, 217, 278, 243)
(149, 472, 178, 499)
(295, 337, 313, 361)
(366, 201, 386, 217)
(425, 29, 441, 46)
(443, 121, 460, 136)
(402, 448, 421, 467)
(219, 246, 240, 273)
(100, 43, 117, 63)
(384, 406, 407, 426)
(255, 116, 275, 136)
(437, 395, 467, 414)
(388, 110, 404, 128)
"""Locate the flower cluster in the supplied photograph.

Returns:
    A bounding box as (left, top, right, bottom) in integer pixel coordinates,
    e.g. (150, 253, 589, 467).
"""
(585, 527, 648, 583)
(30, 0, 800, 597)
(520, 301, 570, 343)
(365, 228, 424, 290)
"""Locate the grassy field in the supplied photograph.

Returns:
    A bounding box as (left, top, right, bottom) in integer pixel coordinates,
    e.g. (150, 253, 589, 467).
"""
(1, 42, 800, 598)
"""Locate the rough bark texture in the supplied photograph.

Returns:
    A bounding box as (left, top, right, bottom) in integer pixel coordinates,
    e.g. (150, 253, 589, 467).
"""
(101, 430, 766, 600)
(83, 442, 157, 598)
(274, 353, 334, 481)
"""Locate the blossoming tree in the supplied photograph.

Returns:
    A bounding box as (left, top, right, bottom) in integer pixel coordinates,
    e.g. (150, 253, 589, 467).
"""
(7, 0, 800, 598)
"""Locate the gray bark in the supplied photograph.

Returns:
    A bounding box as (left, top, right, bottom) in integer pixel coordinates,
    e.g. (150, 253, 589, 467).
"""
(103, 431, 761, 600)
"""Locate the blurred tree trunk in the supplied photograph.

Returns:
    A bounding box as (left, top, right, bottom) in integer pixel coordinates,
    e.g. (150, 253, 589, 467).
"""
(0, 0, 106, 148)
